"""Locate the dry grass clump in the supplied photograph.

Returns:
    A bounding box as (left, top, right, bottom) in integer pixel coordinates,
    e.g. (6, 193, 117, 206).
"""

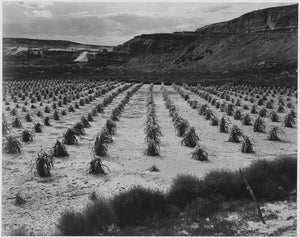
(3, 135, 22, 153)
(12, 117, 23, 128)
(191, 145, 208, 161)
(181, 127, 199, 147)
(267, 126, 285, 141)
(241, 136, 254, 153)
(33, 150, 54, 177)
(22, 130, 34, 142)
(228, 125, 243, 143)
(253, 117, 266, 133)
(219, 116, 230, 133)
(87, 156, 110, 175)
(62, 128, 78, 145)
(53, 140, 69, 157)
(283, 113, 296, 128)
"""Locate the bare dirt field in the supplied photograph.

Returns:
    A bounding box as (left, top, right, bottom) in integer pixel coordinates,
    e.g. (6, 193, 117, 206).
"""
(2, 83, 297, 235)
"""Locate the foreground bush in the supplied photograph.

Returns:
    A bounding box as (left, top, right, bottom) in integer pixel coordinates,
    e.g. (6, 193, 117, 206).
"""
(112, 186, 169, 226)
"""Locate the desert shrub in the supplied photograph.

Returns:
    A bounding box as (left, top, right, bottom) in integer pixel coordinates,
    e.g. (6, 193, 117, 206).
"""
(253, 117, 266, 133)
(241, 136, 254, 153)
(257, 99, 264, 106)
(174, 117, 190, 137)
(145, 140, 160, 156)
(57, 211, 90, 236)
(184, 195, 223, 220)
(3, 136, 22, 153)
(219, 116, 230, 133)
(167, 174, 204, 210)
(52, 103, 57, 110)
(61, 110, 67, 116)
(62, 128, 78, 145)
(283, 113, 296, 128)
(145, 123, 161, 144)
(181, 127, 199, 147)
(53, 140, 69, 157)
(53, 110, 60, 121)
(286, 102, 294, 109)
(112, 186, 168, 226)
(22, 130, 34, 142)
(33, 150, 54, 177)
(202, 169, 244, 200)
(244, 155, 297, 200)
(87, 157, 110, 175)
(81, 116, 90, 128)
(267, 126, 285, 141)
(22, 106, 27, 112)
(191, 145, 208, 161)
(228, 125, 243, 143)
(102, 120, 116, 137)
(12, 117, 23, 128)
(74, 102, 79, 109)
(269, 110, 280, 122)
(44, 116, 51, 126)
(258, 107, 267, 117)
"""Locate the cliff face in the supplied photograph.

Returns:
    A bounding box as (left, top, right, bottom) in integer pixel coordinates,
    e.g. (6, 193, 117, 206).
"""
(113, 4, 298, 74)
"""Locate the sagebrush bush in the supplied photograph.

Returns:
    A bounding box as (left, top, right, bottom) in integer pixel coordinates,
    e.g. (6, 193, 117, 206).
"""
(184, 195, 223, 220)
(167, 174, 204, 210)
(174, 117, 190, 137)
(53, 110, 60, 121)
(112, 186, 169, 226)
(81, 116, 90, 128)
(210, 115, 219, 126)
(93, 130, 112, 156)
(269, 110, 280, 122)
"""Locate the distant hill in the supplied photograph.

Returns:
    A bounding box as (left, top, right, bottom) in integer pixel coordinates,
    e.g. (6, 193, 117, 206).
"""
(113, 4, 297, 75)
(3, 37, 113, 51)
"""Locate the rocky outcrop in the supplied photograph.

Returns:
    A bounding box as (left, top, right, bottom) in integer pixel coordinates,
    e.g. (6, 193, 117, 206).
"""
(113, 4, 297, 74)
(196, 4, 298, 33)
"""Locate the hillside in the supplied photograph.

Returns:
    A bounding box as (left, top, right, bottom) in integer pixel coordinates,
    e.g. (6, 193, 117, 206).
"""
(114, 4, 297, 75)
(3, 38, 113, 51)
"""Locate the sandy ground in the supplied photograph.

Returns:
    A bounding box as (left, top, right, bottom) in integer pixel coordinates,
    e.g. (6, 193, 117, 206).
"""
(2, 84, 297, 235)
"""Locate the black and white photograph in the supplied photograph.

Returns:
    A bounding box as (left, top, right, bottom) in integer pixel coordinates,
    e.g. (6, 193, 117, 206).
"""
(2, 0, 298, 236)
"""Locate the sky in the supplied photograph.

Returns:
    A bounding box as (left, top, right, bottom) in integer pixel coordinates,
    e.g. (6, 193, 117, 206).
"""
(2, 1, 296, 46)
